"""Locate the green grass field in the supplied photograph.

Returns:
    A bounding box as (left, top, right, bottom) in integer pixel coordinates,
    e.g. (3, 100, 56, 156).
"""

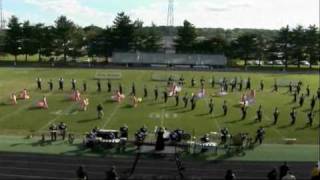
(0, 67, 318, 145)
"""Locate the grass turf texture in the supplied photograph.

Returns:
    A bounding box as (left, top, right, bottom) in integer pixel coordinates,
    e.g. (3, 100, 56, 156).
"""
(0, 67, 319, 145)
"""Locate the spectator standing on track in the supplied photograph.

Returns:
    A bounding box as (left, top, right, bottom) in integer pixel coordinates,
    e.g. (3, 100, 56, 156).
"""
(76, 165, 88, 180)
(267, 167, 278, 180)
(106, 166, 119, 180)
(279, 162, 290, 180)
(225, 169, 236, 180)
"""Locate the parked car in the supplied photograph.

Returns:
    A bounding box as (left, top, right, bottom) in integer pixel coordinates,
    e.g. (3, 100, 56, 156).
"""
(292, 60, 310, 66)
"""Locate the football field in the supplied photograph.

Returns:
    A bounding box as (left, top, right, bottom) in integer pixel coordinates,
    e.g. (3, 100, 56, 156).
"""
(0, 67, 318, 145)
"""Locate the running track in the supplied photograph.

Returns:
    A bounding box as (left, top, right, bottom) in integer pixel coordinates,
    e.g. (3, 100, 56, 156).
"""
(0, 152, 314, 180)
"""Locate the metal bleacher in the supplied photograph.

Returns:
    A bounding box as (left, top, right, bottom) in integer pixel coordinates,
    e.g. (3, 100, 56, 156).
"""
(112, 52, 227, 67)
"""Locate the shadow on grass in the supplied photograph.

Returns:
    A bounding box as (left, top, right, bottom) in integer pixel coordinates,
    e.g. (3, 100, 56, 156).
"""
(295, 125, 310, 131)
(277, 124, 292, 129)
(147, 102, 162, 106)
(225, 119, 242, 124)
(302, 108, 311, 112)
(214, 114, 226, 118)
(121, 104, 133, 109)
(195, 113, 209, 117)
(262, 123, 275, 128)
(104, 99, 116, 104)
(77, 118, 99, 123)
(244, 121, 258, 126)
(176, 109, 192, 114)
(0, 102, 10, 106)
(28, 107, 43, 111)
(232, 104, 242, 108)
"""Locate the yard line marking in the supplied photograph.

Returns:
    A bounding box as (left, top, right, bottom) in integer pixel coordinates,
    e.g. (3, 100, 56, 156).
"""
(204, 97, 221, 130)
(37, 103, 77, 132)
(101, 71, 146, 129)
(264, 115, 286, 139)
(101, 103, 121, 129)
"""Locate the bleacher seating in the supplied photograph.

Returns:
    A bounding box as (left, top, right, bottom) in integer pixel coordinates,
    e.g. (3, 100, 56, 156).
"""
(112, 52, 227, 66)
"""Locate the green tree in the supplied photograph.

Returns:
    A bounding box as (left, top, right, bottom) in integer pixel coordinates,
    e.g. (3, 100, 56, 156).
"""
(291, 25, 307, 68)
(276, 25, 292, 69)
(143, 23, 161, 52)
(231, 33, 258, 67)
(175, 20, 197, 53)
(54, 16, 75, 62)
(5, 16, 22, 62)
(195, 37, 227, 54)
(32, 24, 54, 62)
(68, 27, 85, 60)
(84, 25, 104, 59)
(112, 12, 135, 51)
(21, 21, 38, 61)
(305, 25, 319, 68)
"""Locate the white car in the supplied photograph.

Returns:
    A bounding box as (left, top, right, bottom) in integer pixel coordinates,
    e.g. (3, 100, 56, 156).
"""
(300, 60, 310, 66)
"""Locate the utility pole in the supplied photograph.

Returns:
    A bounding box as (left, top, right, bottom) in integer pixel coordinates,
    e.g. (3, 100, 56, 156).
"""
(0, 0, 5, 30)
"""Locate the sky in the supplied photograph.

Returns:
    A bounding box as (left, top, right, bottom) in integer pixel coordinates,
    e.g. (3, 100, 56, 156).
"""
(2, 0, 319, 29)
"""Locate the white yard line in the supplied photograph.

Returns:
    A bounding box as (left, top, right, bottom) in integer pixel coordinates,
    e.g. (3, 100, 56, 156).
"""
(37, 103, 76, 132)
(101, 71, 146, 129)
(101, 104, 121, 129)
(264, 115, 286, 139)
(204, 97, 221, 130)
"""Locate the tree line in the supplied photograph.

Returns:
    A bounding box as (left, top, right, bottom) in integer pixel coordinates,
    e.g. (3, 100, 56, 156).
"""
(0, 12, 319, 69)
